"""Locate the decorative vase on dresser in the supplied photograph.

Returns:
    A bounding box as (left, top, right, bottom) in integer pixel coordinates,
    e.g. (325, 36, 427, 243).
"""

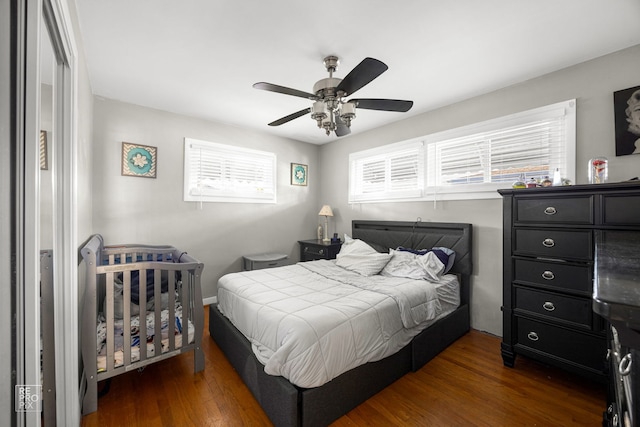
(499, 182, 640, 382)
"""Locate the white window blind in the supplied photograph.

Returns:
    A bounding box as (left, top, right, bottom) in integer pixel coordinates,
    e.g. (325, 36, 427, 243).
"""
(349, 100, 576, 203)
(431, 115, 569, 186)
(349, 141, 424, 202)
(183, 138, 276, 203)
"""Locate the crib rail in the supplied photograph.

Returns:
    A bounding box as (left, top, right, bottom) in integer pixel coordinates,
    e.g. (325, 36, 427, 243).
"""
(40, 250, 55, 426)
(81, 234, 204, 415)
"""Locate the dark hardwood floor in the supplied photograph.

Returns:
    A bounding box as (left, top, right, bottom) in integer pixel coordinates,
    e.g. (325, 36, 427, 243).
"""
(81, 308, 606, 426)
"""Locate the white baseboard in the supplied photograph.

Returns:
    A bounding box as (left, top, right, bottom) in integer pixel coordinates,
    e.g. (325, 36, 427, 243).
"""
(202, 296, 217, 306)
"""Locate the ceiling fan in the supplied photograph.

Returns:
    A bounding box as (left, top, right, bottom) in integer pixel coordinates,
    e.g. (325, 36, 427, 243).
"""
(253, 56, 413, 137)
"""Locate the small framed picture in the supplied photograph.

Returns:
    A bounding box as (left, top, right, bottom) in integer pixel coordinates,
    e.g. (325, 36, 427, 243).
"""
(121, 142, 157, 178)
(39, 130, 48, 170)
(291, 163, 308, 186)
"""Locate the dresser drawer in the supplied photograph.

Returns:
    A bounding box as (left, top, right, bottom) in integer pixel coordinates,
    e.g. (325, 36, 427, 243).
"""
(514, 228, 592, 261)
(303, 246, 330, 258)
(514, 287, 593, 329)
(515, 196, 593, 224)
(516, 317, 606, 372)
(602, 194, 640, 225)
(513, 258, 592, 295)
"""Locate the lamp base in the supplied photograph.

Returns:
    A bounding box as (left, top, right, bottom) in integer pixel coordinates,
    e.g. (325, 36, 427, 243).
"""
(323, 216, 330, 243)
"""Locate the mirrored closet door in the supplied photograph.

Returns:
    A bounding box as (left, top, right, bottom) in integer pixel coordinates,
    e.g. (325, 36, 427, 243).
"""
(19, 0, 78, 425)
(39, 17, 56, 426)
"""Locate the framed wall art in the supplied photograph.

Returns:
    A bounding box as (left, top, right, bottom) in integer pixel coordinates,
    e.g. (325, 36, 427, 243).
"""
(39, 130, 48, 170)
(121, 142, 157, 178)
(614, 84, 640, 156)
(291, 163, 308, 186)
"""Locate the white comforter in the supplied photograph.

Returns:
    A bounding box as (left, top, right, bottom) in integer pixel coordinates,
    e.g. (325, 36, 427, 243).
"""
(217, 260, 458, 388)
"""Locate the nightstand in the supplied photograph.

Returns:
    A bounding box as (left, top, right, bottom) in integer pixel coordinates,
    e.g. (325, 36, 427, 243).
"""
(242, 253, 288, 271)
(298, 239, 342, 262)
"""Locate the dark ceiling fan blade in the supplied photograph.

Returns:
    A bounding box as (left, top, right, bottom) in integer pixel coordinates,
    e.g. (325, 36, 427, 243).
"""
(268, 108, 311, 126)
(350, 98, 413, 112)
(253, 82, 317, 100)
(336, 58, 388, 97)
(335, 116, 351, 137)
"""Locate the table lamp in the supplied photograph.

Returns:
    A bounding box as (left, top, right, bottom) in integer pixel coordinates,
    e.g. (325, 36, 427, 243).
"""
(318, 205, 333, 242)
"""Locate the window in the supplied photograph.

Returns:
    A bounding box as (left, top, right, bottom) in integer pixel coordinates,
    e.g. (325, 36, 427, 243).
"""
(183, 138, 276, 203)
(349, 140, 424, 202)
(349, 100, 576, 203)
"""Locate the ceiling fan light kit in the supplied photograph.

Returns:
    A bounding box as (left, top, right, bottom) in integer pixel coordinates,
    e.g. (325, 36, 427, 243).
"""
(254, 55, 413, 137)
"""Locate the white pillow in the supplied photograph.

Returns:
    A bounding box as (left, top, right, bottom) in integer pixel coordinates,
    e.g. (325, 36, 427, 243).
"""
(336, 237, 391, 276)
(342, 233, 355, 245)
(380, 249, 445, 281)
(339, 237, 377, 255)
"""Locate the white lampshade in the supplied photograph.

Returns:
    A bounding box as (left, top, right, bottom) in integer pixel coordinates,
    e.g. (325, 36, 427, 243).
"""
(318, 205, 333, 217)
(340, 102, 356, 119)
(310, 101, 328, 121)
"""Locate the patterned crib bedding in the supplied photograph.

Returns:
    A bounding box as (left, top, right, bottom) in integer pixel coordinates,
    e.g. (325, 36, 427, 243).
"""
(96, 304, 195, 372)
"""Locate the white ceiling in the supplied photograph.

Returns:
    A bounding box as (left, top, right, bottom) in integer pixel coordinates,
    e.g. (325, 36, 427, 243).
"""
(76, 0, 640, 145)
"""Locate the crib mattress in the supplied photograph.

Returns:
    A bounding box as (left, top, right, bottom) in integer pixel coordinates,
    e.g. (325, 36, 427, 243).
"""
(217, 260, 459, 388)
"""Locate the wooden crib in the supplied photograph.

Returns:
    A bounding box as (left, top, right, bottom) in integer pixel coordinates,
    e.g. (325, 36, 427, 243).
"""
(81, 234, 204, 414)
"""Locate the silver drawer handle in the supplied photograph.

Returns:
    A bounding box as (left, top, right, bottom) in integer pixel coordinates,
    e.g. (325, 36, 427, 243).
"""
(541, 270, 555, 280)
(544, 207, 557, 215)
(542, 238, 555, 248)
(620, 353, 632, 376)
(543, 302, 555, 311)
(318, 249, 324, 255)
(527, 332, 539, 341)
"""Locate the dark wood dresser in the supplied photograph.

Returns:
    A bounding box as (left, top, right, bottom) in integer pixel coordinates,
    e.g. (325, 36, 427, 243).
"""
(499, 181, 640, 382)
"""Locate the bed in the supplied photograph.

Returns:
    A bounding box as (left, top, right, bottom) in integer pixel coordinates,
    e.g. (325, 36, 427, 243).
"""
(80, 234, 205, 415)
(210, 220, 473, 427)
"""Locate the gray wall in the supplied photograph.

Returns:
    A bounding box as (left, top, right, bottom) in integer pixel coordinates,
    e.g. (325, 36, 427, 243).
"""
(318, 44, 640, 336)
(73, 4, 95, 248)
(91, 99, 319, 300)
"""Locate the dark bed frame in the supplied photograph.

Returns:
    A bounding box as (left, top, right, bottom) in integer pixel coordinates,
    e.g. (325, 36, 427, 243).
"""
(209, 220, 473, 427)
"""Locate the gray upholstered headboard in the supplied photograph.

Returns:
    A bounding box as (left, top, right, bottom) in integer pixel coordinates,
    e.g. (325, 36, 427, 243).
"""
(351, 220, 473, 277)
